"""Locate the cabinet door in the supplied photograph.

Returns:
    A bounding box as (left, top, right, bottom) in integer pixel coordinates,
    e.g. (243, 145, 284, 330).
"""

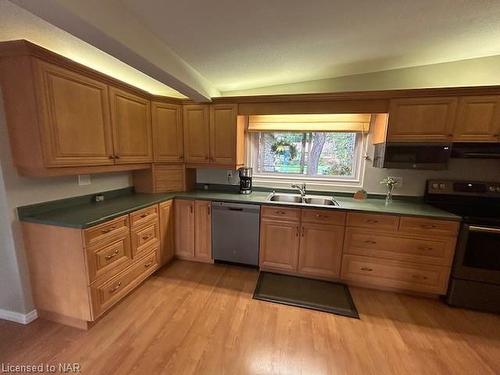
(109, 87, 152, 163)
(259, 219, 300, 272)
(387, 97, 457, 142)
(298, 223, 344, 279)
(174, 200, 195, 258)
(183, 105, 210, 164)
(453, 96, 500, 142)
(34, 60, 114, 166)
(210, 104, 238, 165)
(194, 200, 212, 261)
(152, 102, 184, 162)
(159, 200, 174, 266)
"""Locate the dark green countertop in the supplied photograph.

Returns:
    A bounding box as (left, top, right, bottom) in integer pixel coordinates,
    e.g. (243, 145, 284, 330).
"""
(18, 189, 460, 229)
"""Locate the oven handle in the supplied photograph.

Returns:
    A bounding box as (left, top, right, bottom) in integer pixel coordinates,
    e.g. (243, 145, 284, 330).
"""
(468, 225, 500, 234)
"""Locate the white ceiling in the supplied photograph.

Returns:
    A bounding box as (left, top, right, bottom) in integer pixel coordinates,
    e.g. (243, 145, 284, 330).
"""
(120, 0, 500, 92)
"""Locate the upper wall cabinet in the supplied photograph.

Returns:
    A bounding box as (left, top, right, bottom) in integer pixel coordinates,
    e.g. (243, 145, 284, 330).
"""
(183, 105, 210, 164)
(34, 60, 115, 167)
(453, 96, 500, 142)
(0, 42, 153, 176)
(387, 97, 458, 142)
(152, 102, 184, 162)
(184, 103, 245, 168)
(109, 87, 152, 164)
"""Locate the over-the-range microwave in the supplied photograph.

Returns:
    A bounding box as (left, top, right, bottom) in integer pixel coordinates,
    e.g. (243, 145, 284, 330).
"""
(373, 143, 452, 170)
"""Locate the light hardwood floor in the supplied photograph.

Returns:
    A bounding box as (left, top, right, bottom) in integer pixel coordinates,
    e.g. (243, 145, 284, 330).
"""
(1, 260, 499, 375)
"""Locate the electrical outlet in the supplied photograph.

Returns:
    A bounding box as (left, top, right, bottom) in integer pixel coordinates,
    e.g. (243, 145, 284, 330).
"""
(77, 174, 91, 186)
(389, 176, 403, 188)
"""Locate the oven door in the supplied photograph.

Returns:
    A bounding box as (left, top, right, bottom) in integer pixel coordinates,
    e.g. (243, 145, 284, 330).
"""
(453, 223, 500, 284)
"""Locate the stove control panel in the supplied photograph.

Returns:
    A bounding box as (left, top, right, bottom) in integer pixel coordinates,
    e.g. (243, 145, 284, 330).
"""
(427, 180, 500, 196)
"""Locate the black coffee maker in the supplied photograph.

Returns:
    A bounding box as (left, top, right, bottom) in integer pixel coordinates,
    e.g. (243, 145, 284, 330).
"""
(238, 167, 253, 194)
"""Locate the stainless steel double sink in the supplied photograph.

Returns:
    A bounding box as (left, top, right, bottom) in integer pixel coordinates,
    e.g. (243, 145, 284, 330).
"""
(266, 193, 340, 207)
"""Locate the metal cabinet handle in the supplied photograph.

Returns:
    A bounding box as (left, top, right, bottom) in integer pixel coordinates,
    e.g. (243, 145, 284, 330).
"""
(101, 226, 117, 234)
(115, 155, 121, 159)
(108, 155, 115, 160)
(144, 262, 153, 268)
(366, 219, 379, 224)
(140, 213, 149, 218)
(421, 224, 437, 229)
(275, 210, 286, 215)
(418, 246, 433, 251)
(190, 205, 194, 214)
(301, 227, 305, 237)
(142, 234, 152, 241)
(364, 240, 377, 245)
(109, 282, 122, 293)
(296, 227, 299, 237)
(315, 214, 328, 219)
(104, 249, 119, 260)
(207, 206, 211, 216)
(360, 267, 373, 272)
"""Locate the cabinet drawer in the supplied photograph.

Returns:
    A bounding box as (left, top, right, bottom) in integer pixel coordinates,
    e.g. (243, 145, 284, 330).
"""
(399, 216, 459, 237)
(84, 215, 129, 247)
(347, 212, 399, 232)
(343, 228, 456, 266)
(261, 205, 301, 222)
(86, 235, 133, 282)
(130, 205, 158, 228)
(301, 208, 346, 226)
(341, 255, 450, 294)
(90, 247, 159, 318)
(131, 220, 159, 257)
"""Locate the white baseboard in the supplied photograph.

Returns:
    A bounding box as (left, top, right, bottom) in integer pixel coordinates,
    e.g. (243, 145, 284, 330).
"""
(0, 308, 38, 324)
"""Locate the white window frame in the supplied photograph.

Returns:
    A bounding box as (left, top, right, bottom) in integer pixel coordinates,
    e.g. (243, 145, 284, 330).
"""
(246, 131, 368, 192)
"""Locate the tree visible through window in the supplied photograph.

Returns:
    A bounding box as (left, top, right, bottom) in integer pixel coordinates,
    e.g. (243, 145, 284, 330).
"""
(251, 132, 361, 179)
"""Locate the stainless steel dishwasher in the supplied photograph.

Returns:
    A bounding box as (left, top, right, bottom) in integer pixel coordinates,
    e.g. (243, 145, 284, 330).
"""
(211, 202, 260, 266)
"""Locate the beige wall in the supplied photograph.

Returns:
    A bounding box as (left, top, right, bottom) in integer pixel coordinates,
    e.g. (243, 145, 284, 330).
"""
(221, 55, 500, 96)
(0, 94, 132, 315)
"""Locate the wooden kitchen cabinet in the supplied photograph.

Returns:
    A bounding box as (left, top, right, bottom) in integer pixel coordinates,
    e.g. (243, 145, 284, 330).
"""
(183, 104, 245, 168)
(174, 199, 213, 262)
(109, 87, 152, 163)
(194, 200, 212, 261)
(259, 218, 300, 272)
(33, 60, 115, 167)
(183, 105, 210, 164)
(387, 97, 457, 142)
(453, 96, 500, 142)
(210, 104, 243, 165)
(159, 200, 175, 266)
(174, 199, 195, 258)
(298, 223, 344, 279)
(152, 102, 184, 162)
(0, 41, 153, 176)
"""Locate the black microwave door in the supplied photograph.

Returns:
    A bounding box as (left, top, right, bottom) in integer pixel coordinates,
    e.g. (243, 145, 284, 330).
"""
(381, 143, 451, 169)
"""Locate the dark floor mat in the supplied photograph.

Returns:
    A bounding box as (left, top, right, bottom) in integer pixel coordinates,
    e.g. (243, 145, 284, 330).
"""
(253, 272, 359, 319)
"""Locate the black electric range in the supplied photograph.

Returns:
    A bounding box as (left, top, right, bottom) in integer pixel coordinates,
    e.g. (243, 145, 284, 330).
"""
(425, 180, 500, 313)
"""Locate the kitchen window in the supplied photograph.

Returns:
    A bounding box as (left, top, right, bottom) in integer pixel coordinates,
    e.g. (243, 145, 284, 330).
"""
(247, 114, 369, 189)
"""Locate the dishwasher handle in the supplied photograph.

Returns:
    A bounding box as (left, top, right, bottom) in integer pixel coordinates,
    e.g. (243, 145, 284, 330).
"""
(211, 201, 261, 214)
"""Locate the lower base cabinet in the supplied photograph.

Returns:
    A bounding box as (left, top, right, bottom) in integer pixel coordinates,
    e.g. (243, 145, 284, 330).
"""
(22, 204, 162, 329)
(259, 218, 300, 272)
(174, 199, 212, 262)
(159, 200, 175, 266)
(259, 206, 346, 279)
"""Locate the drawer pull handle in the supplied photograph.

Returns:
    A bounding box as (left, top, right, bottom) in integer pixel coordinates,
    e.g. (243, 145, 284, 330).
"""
(104, 249, 119, 260)
(421, 224, 437, 229)
(144, 262, 153, 268)
(412, 275, 428, 280)
(276, 210, 286, 215)
(315, 214, 328, 219)
(109, 282, 122, 293)
(360, 267, 373, 272)
(366, 219, 379, 224)
(364, 240, 377, 245)
(140, 213, 149, 218)
(142, 234, 152, 241)
(101, 226, 117, 234)
(418, 246, 433, 251)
